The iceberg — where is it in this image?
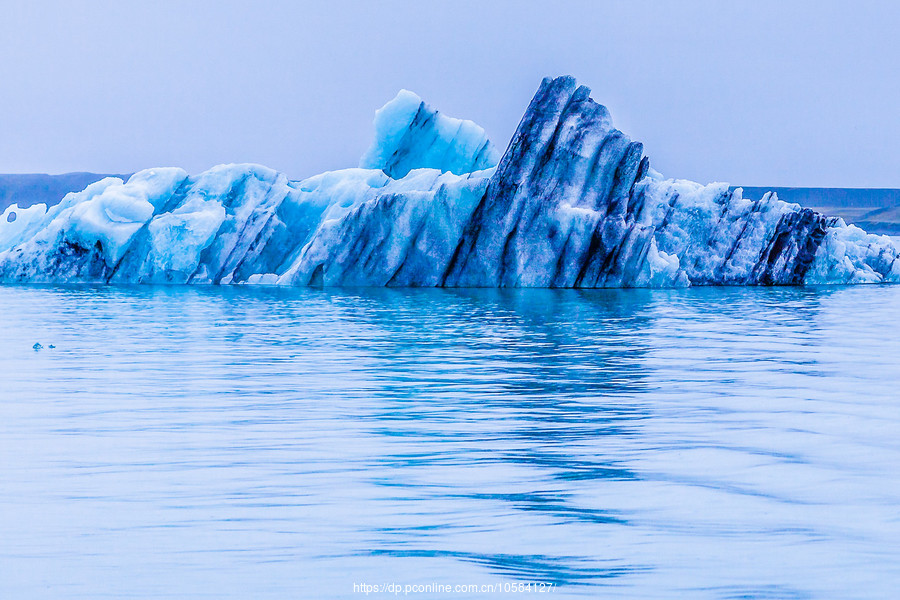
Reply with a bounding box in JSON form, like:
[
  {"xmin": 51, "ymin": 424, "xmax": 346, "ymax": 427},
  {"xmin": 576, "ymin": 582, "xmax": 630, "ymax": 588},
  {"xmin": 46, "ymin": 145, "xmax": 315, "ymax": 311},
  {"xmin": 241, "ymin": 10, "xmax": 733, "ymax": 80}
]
[{"xmin": 0, "ymin": 76, "xmax": 897, "ymax": 287}]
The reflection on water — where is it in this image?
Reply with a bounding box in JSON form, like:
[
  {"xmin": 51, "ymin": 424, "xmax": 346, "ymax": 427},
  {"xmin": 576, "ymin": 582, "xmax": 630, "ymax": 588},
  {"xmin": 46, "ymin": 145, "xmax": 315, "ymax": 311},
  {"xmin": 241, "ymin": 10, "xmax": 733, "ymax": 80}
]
[{"xmin": 1, "ymin": 285, "xmax": 899, "ymax": 599}]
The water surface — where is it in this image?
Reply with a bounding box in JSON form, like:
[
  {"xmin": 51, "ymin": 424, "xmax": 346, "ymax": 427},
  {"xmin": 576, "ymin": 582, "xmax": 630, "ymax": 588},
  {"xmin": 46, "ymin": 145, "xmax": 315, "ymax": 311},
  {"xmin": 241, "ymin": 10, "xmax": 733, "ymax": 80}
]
[{"xmin": 1, "ymin": 285, "xmax": 899, "ymax": 599}]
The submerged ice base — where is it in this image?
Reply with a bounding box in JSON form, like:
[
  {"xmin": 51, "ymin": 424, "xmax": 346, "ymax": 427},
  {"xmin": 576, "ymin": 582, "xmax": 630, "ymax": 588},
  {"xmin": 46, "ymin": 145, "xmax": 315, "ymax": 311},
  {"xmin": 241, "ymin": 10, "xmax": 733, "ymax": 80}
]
[{"xmin": 1, "ymin": 77, "xmax": 898, "ymax": 287}]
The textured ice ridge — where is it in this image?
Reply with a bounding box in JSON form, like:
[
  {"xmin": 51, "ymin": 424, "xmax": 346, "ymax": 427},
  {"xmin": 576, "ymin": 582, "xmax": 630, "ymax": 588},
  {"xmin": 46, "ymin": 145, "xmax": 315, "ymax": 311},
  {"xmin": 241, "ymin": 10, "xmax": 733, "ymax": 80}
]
[{"xmin": 1, "ymin": 76, "xmax": 897, "ymax": 287}]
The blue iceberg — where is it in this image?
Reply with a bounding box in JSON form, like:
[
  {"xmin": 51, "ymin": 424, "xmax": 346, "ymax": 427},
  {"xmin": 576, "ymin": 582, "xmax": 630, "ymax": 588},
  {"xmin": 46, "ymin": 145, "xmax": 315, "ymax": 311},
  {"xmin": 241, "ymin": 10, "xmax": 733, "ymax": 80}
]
[{"xmin": 0, "ymin": 76, "xmax": 897, "ymax": 287}]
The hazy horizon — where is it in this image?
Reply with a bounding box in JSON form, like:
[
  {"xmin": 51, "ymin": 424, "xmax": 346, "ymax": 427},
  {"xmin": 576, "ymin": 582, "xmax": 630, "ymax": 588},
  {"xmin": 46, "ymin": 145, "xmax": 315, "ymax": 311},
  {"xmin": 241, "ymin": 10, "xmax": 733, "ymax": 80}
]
[{"xmin": 2, "ymin": 0, "xmax": 898, "ymax": 187}]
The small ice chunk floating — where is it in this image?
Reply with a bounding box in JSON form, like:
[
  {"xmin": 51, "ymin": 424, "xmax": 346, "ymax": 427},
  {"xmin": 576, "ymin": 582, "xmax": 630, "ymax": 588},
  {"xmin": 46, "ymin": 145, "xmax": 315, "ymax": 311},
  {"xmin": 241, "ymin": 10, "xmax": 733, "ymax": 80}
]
[{"xmin": 1, "ymin": 77, "xmax": 897, "ymax": 287}]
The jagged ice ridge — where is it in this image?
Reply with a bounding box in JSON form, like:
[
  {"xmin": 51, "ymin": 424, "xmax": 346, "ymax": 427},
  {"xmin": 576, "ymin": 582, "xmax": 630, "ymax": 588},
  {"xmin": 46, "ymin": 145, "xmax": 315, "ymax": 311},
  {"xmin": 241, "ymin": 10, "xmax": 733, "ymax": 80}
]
[{"xmin": 1, "ymin": 77, "xmax": 898, "ymax": 287}]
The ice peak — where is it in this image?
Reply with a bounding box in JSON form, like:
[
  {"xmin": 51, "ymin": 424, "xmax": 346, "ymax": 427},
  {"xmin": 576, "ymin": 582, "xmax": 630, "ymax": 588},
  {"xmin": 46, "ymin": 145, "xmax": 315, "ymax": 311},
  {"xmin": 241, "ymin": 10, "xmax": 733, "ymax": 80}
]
[{"xmin": 359, "ymin": 89, "xmax": 500, "ymax": 179}]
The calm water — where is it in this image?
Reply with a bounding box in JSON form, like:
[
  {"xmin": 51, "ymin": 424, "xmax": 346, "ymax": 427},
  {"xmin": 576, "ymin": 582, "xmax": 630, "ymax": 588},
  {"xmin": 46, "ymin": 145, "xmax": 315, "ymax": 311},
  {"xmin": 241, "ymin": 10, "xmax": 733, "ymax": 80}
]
[{"xmin": 1, "ymin": 285, "xmax": 899, "ymax": 599}]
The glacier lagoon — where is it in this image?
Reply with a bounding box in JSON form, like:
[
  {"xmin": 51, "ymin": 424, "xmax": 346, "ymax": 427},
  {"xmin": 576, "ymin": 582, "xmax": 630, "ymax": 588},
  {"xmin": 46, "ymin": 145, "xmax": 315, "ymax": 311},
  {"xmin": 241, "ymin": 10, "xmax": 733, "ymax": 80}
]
[
  {"xmin": 2, "ymin": 283, "xmax": 900, "ymax": 599},
  {"xmin": 2, "ymin": 73, "xmax": 899, "ymax": 599}
]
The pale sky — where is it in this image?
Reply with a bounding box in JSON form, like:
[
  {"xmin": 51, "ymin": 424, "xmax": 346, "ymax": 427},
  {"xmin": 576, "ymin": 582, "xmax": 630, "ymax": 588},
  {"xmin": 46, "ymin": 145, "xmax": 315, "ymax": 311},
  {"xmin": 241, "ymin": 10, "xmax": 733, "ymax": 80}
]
[{"xmin": 1, "ymin": 0, "xmax": 898, "ymax": 187}]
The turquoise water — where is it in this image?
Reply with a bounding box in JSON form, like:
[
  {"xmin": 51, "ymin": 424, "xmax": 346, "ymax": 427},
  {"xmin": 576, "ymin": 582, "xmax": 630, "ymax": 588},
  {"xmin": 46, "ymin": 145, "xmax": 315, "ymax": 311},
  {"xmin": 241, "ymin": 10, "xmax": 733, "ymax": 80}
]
[{"xmin": 1, "ymin": 285, "xmax": 899, "ymax": 599}]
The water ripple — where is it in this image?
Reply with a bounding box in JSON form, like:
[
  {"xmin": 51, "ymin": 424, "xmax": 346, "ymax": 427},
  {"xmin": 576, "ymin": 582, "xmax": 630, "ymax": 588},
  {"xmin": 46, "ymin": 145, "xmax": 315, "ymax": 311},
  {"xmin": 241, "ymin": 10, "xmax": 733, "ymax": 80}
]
[{"xmin": 1, "ymin": 284, "xmax": 899, "ymax": 598}]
